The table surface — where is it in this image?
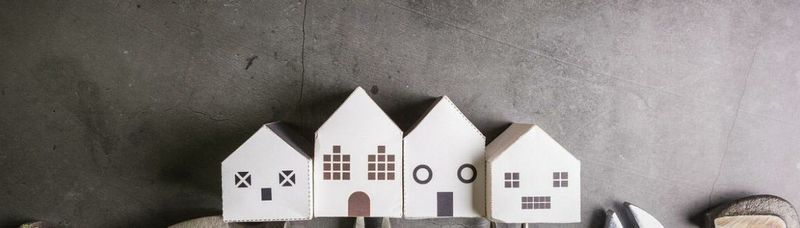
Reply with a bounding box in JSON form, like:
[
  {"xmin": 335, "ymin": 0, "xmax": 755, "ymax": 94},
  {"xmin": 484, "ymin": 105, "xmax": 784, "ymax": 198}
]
[{"xmin": 1, "ymin": 0, "xmax": 799, "ymax": 227}]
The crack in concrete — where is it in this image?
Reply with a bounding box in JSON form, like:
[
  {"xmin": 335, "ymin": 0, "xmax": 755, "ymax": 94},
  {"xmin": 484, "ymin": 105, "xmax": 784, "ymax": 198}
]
[
  {"xmin": 707, "ymin": 41, "xmax": 759, "ymax": 207},
  {"xmin": 296, "ymin": 0, "xmax": 309, "ymax": 115}
]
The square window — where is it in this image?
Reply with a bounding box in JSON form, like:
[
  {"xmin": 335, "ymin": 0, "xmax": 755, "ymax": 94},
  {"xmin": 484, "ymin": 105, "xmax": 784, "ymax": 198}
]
[
  {"xmin": 261, "ymin": 188, "xmax": 272, "ymax": 201},
  {"xmin": 505, "ymin": 182, "xmax": 512, "ymax": 188},
  {"xmin": 342, "ymin": 172, "xmax": 350, "ymax": 180},
  {"xmin": 505, "ymin": 173, "xmax": 511, "ymax": 179},
  {"xmin": 323, "ymin": 163, "xmax": 331, "ymax": 171},
  {"xmin": 235, "ymin": 172, "xmax": 251, "ymax": 188},
  {"xmin": 378, "ymin": 172, "xmax": 385, "ymax": 180},
  {"xmin": 368, "ymin": 163, "xmax": 375, "ymax": 171},
  {"xmin": 333, "ymin": 172, "xmax": 341, "ymax": 180},
  {"xmin": 323, "ymin": 155, "xmax": 331, "ymax": 161},
  {"xmin": 553, "ymin": 171, "xmax": 569, "ymax": 188},
  {"xmin": 333, "ymin": 163, "xmax": 341, "ymax": 170},
  {"xmin": 378, "ymin": 155, "xmax": 385, "ymax": 162},
  {"xmin": 343, "ymin": 155, "xmax": 350, "ymax": 161},
  {"xmin": 513, "ymin": 173, "xmax": 519, "ymax": 179},
  {"xmin": 323, "ymin": 172, "xmax": 331, "ymax": 180},
  {"xmin": 387, "ymin": 172, "xmax": 394, "ymax": 180},
  {"xmin": 378, "ymin": 145, "xmax": 385, "ymax": 153},
  {"xmin": 343, "ymin": 163, "xmax": 350, "ymax": 171},
  {"xmin": 333, "ymin": 155, "xmax": 340, "ymax": 162},
  {"xmin": 387, "ymin": 163, "xmax": 394, "ymax": 171},
  {"xmin": 333, "ymin": 145, "xmax": 341, "ymax": 153},
  {"xmin": 378, "ymin": 163, "xmax": 385, "ymax": 170},
  {"xmin": 512, "ymin": 182, "xmax": 519, "ymax": 188},
  {"xmin": 279, "ymin": 170, "xmax": 295, "ymax": 187},
  {"xmin": 368, "ymin": 155, "xmax": 375, "ymax": 162},
  {"xmin": 387, "ymin": 155, "xmax": 394, "ymax": 162}
]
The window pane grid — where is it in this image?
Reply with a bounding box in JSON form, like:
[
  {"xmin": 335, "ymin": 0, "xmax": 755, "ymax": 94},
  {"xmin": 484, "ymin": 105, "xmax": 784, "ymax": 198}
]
[
  {"xmin": 553, "ymin": 172, "xmax": 568, "ymax": 187},
  {"xmin": 522, "ymin": 196, "xmax": 551, "ymax": 210},
  {"xmin": 323, "ymin": 145, "xmax": 350, "ymax": 180},
  {"xmin": 368, "ymin": 145, "xmax": 395, "ymax": 180},
  {"xmin": 504, "ymin": 172, "xmax": 520, "ymax": 188}
]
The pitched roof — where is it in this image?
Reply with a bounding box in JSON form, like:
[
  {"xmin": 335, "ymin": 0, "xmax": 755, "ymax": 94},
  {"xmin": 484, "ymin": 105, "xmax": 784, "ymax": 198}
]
[
  {"xmin": 316, "ymin": 87, "xmax": 401, "ymax": 134},
  {"xmin": 486, "ymin": 123, "xmax": 533, "ymax": 161},
  {"xmin": 486, "ymin": 123, "xmax": 577, "ymax": 161},
  {"xmin": 266, "ymin": 122, "xmax": 313, "ymax": 158},
  {"xmin": 405, "ymin": 96, "xmax": 484, "ymax": 140}
]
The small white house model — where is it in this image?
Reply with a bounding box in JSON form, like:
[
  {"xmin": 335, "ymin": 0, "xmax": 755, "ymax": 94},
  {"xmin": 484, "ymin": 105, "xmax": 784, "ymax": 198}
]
[
  {"xmin": 403, "ymin": 96, "xmax": 486, "ymax": 218},
  {"xmin": 486, "ymin": 123, "xmax": 581, "ymax": 223},
  {"xmin": 314, "ymin": 87, "xmax": 403, "ymax": 217},
  {"xmin": 221, "ymin": 122, "xmax": 313, "ymax": 222}
]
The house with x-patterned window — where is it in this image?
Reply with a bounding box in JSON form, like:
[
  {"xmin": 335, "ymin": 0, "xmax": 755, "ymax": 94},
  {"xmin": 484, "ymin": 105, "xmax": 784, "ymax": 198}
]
[
  {"xmin": 486, "ymin": 123, "xmax": 581, "ymax": 223},
  {"xmin": 221, "ymin": 122, "xmax": 313, "ymax": 222}
]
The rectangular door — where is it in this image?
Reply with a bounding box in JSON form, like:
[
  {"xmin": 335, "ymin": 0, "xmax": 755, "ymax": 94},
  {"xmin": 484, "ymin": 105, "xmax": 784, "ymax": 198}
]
[{"xmin": 437, "ymin": 192, "xmax": 453, "ymax": 217}]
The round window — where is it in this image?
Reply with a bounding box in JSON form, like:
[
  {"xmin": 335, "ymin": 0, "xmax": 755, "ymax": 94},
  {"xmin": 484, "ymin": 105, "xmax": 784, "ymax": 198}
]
[
  {"xmin": 413, "ymin": 164, "xmax": 433, "ymax": 184},
  {"xmin": 457, "ymin": 163, "xmax": 477, "ymax": 183}
]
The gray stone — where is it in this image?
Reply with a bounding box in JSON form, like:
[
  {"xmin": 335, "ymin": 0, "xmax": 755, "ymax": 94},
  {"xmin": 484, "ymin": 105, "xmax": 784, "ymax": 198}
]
[{"xmin": 707, "ymin": 195, "xmax": 799, "ymax": 228}]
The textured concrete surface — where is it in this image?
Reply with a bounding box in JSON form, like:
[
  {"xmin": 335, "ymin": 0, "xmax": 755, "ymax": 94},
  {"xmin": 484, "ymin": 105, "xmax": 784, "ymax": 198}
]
[{"xmin": 1, "ymin": 0, "xmax": 799, "ymax": 227}]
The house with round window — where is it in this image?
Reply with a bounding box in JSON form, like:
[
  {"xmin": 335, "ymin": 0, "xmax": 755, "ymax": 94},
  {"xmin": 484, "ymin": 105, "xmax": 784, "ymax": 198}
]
[
  {"xmin": 486, "ymin": 123, "xmax": 581, "ymax": 223},
  {"xmin": 403, "ymin": 96, "xmax": 486, "ymax": 218},
  {"xmin": 221, "ymin": 122, "xmax": 312, "ymax": 222}
]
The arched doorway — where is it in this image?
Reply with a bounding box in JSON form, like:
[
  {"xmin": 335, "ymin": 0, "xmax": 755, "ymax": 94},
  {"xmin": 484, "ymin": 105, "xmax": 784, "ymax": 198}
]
[{"xmin": 348, "ymin": 191, "xmax": 370, "ymax": 216}]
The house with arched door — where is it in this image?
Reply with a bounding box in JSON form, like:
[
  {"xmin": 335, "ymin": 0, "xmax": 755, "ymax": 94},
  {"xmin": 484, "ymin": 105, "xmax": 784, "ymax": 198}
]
[
  {"xmin": 313, "ymin": 87, "xmax": 403, "ymax": 217},
  {"xmin": 403, "ymin": 96, "xmax": 486, "ymax": 218}
]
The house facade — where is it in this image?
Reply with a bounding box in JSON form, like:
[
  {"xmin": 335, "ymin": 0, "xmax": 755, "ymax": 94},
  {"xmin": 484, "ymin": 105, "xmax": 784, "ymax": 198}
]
[
  {"xmin": 221, "ymin": 122, "xmax": 313, "ymax": 222},
  {"xmin": 314, "ymin": 87, "xmax": 403, "ymax": 217},
  {"xmin": 403, "ymin": 96, "xmax": 486, "ymax": 218},
  {"xmin": 486, "ymin": 123, "xmax": 581, "ymax": 223}
]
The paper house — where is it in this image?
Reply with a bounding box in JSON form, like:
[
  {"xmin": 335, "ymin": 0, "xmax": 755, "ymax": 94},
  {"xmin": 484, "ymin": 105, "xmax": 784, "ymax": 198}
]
[
  {"xmin": 403, "ymin": 96, "xmax": 486, "ymax": 218},
  {"xmin": 314, "ymin": 87, "xmax": 403, "ymax": 217},
  {"xmin": 221, "ymin": 122, "xmax": 312, "ymax": 222},
  {"xmin": 486, "ymin": 123, "xmax": 581, "ymax": 223}
]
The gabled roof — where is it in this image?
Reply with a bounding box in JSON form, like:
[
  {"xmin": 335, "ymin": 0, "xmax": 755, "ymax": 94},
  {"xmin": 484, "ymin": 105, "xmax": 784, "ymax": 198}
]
[
  {"xmin": 266, "ymin": 122, "xmax": 312, "ymax": 158},
  {"xmin": 404, "ymin": 96, "xmax": 484, "ymax": 140},
  {"xmin": 316, "ymin": 87, "xmax": 401, "ymax": 134},
  {"xmin": 222, "ymin": 122, "xmax": 312, "ymax": 163},
  {"xmin": 486, "ymin": 123, "xmax": 533, "ymax": 161},
  {"xmin": 486, "ymin": 123, "xmax": 577, "ymax": 161}
]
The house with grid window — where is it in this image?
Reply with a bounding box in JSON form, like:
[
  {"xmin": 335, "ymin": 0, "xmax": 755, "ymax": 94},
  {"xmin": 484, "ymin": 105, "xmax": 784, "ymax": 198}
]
[
  {"xmin": 403, "ymin": 96, "xmax": 486, "ymax": 218},
  {"xmin": 221, "ymin": 122, "xmax": 312, "ymax": 222},
  {"xmin": 314, "ymin": 87, "xmax": 403, "ymax": 217},
  {"xmin": 486, "ymin": 123, "xmax": 581, "ymax": 223}
]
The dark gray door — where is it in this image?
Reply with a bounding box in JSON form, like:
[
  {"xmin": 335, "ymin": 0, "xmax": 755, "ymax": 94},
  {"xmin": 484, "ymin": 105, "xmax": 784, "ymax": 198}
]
[{"xmin": 437, "ymin": 192, "xmax": 453, "ymax": 217}]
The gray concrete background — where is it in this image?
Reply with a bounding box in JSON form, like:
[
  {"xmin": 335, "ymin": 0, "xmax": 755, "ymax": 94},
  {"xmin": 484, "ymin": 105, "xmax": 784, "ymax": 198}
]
[{"xmin": 1, "ymin": 0, "xmax": 798, "ymax": 227}]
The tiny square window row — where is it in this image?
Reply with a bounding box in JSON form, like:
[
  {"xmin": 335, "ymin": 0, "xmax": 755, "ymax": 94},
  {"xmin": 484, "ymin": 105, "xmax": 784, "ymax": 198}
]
[{"xmin": 521, "ymin": 196, "xmax": 551, "ymax": 209}]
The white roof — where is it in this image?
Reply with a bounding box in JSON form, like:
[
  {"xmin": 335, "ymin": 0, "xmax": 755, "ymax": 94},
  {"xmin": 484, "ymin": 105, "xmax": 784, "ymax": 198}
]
[
  {"xmin": 222, "ymin": 122, "xmax": 312, "ymax": 163},
  {"xmin": 316, "ymin": 87, "xmax": 401, "ymax": 135},
  {"xmin": 486, "ymin": 123, "xmax": 577, "ymax": 162},
  {"xmin": 405, "ymin": 96, "xmax": 484, "ymax": 140}
]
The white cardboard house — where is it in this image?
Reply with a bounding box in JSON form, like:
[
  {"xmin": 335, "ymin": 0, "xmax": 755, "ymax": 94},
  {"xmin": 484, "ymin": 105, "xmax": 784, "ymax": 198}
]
[
  {"xmin": 403, "ymin": 96, "xmax": 486, "ymax": 218},
  {"xmin": 313, "ymin": 87, "xmax": 403, "ymax": 217},
  {"xmin": 486, "ymin": 123, "xmax": 581, "ymax": 223},
  {"xmin": 221, "ymin": 122, "xmax": 313, "ymax": 222}
]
